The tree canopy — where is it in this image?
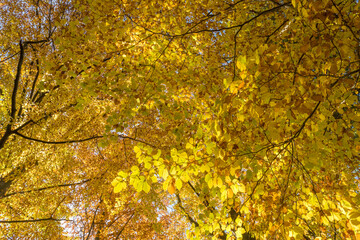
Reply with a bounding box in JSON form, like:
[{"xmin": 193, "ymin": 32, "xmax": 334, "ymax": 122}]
[{"xmin": 0, "ymin": 0, "xmax": 360, "ymax": 239}]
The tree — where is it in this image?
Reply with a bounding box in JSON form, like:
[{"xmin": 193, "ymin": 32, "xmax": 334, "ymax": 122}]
[{"xmin": 0, "ymin": 0, "xmax": 359, "ymax": 239}]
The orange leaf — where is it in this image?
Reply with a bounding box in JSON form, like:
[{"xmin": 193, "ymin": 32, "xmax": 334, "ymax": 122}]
[{"xmin": 168, "ymin": 182, "xmax": 176, "ymax": 194}]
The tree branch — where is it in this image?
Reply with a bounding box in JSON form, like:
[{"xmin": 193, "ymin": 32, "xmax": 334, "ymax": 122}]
[
  {"xmin": 114, "ymin": 212, "xmax": 134, "ymax": 240},
  {"xmin": 291, "ymin": 101, "xmax": 321, "ymax": 140},
  {"xmin": 13, "ymin": 130, "xmax": 156, "ymax": 148},
  {"xmin": 0, "ymin": 164, "xmax": 26, "ymax": 198},
  {"xmin": 29, "ymin": 59, "xmax": 40, "ymax": 100},
  {"xmin": 176, "ymin": 194, "xmax": 199, "ymax": 227},
  {"xmin": 173, "ymin": 2, "xmax": 291, "ymax": 37},
  {"xmin": 11, "ymin": 40, "xmax": 25, "ymax": 122},
  {"xmin": 330, "ymin": 68, "xmax": 360, "ymax": 88},
  {"xmin": 13, "ymin": 131, "xmax": 103, "ymax": 144},
  {"xmin": 0, "ymin": 40, "xmax": 25, "ymax": 150},
  {"xmin": 51, "ymin": 196, "xmax": 67, "ymax": 217},
  {"xmin": 2, "ymin": 179, "xmax": 92, "ymax": 198},
  {"xmin": 86, "ymin": 197, "xmax": 102, "ymax": 240},
  {"xmin": 0, "ymin": 218, "xmax": 72, "ymax": 224},
  {"xmin": 23, "ymin": 39, "xmax": 49, "ymax": 45}
]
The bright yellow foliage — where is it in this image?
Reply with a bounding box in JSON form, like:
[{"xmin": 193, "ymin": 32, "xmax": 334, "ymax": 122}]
[{"xmin": 0, "ymin": 0, "xmax": 360, "ymax": 239}]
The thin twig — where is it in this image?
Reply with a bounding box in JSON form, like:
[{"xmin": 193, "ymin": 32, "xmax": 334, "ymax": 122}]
[
  {"xmin": 3, "ymin": 179, "xmax": 92, "ymax": 198},
  {"xmin": 115, "ymin": 212, "xmax": 134, "ymax": 240},
  {"xmin": 13, "ymin": 131, "xmax": 103, "ymax": 144},
  {"xmin": 0, "ymin": 218, "xmax": 72, "ymax": 223}
]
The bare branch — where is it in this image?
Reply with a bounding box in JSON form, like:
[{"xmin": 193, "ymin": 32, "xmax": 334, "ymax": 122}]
[
  {"xmin": 176, "ymin": 194, "xmax": 199, "ymax": 227},
  {"xmin": 0, "ymin": 218, "xmax": 72, "ymax": 224},
  {"xmin": 85, "ymin": 197, "xmax": 102, "ymax": 240},
  {"xmin": 13, "ymin": 131, "xmax": 103, "ymax": 144},
  {"xmin": 23, "ymin": 39, "xmax": 48, "ymax": 45},
  {"xmin": 0, "ymin": 40, "xmax": 25, "ymax": 150},
  {"xmin": 115, "ymin": 212, "xmax": 135, "ymax": 240},
  {"xmin": 29, "ymin": 59, "xmax": 40, "ymax": 100},
  {"xmin": 3, "ymin": 179, "xmax": 92, "ymax": 198}
]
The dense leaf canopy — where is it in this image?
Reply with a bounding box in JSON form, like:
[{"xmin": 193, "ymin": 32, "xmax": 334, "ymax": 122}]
[{"xmin": 1, "ymin": 0, "xmax": 360, "ymax": 239}]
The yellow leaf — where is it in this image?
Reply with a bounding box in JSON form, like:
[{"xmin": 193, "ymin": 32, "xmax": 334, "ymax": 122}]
[
  {"xmin": 221, "ymin": 188, "xmax": 227, "ymax": 201},
  {"xmin": 235, "ymin": 228, "xmax": 246, "ymax": 238},
  {"xmin": 321, "ymin": 216, "xmax": 329, "ymax": 225},
  {"xmin": 216, "ymin": 177, "xmax": 223, "ymax": 187},
  {"xmin": 186, "ymin": 142, "xmax": 193, "ymax": 149},
  {"xmin": 144, "ymin": 161, "xmax": 151, "ymax": 169},
  {"xmin": 160, "ymin": 168, "xmax": 169, "ymax": 179},
  {"xmin": 200, "ymin": 164, "xmax": 210, "ymax": 173},
  {"xmin": 118, "ymin": 171, "xmax": 128, "ymax": 178},
  {"xmin": 180, "ymin": 172, "xmax": 190, "ymax": 182},
  {"xmin": 179, "ymin": 151, "xmax": 188, "ymax": 159},
  {"xmin": 175, "ymin": 178, "xmax": 183, "ymax": 190},
  {"xmin": 236, "ymin": 56, "xmax": 247, "ymax": 71},
  {"xmin": 151, "ymin": 175, "xmax": 158, "ymax": 183},
  {"xmin": 153, "ymin": 149, "xmax": 161, "ymax": 159},
  {"xmin": 208, "ymin": 178, "xmax": 214, "ymax": 189},
  {"xmin": 301, "ymin": 8, "xmax": 309, "ymax": 18},
  {"xmin": 224, "ymin": 78, "xmax": 231, "ymax": 88},
  {"xmin": 111, "ymin": 178, "xmax": 119, "ymax": 187},
  {"xmin": 239, "ymin": 183, "xmax": 246, "ymax": 193},
  {"xmin": 255, "ymin": 50, "xmax": 260, "ymax": 64},
  {"xmin": 219, "ymin": 149, "xmax": 225, "ymax": 159},
  {"xmin": 131, "ymin": 166, "xmax": 139, "ymax": 173},
  {"xmin": 231, "ymin": 184, "xmax": 239, "ymax": 194},
  {"xmin": 230, "ymin": 166, "xmax": 239, "ymax": 176},
  {"xmin": 143, "ymin": 181, "xmax": 151, "ymax": 193},
  {"xmin": 114, "ymin": 183, "xmax": 123, "ymax": 193},
  {"xmin": 214, "ymin": 122, "xmax": 221, "ymax": 137},
  {"xmin": 134, "ymin": 146, "xmax": 141, "ymax": 154}
]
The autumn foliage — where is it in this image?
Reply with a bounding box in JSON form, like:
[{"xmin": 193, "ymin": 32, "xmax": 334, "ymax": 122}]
[{"xmin": 1, "ymin": 0, "xmax": 360, "ymax": 239}]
